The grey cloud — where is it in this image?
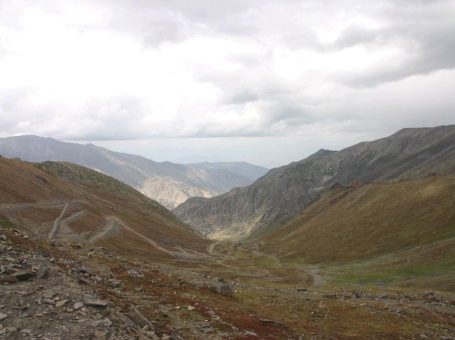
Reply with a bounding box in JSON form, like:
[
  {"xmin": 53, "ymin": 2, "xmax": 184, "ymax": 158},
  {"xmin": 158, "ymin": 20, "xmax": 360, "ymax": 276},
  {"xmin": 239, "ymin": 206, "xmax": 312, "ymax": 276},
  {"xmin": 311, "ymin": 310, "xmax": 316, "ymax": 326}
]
[
  {"xmin": 225, "ymin": 91, "xmax": 259, "ymax": 105},
  {"xmin": 331, "ymin": 25, "xmax": 380, "ymax": 49},
  {"xmin": 1, "ymin": 0, "xmax": 454, "ymax": 150},
  {"xmin": 334, "ymin": 1, "xmax": 455, "ymax": 86},
  {"xmin": 114, "ymin": 0, "xmax": 455, "ymax": 86}
]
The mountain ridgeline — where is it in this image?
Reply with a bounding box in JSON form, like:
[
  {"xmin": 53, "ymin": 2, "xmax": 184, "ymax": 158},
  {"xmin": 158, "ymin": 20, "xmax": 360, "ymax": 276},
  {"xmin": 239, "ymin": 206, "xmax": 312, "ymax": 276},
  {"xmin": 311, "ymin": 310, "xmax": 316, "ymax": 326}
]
[
  {"xmin": 174, "ymin": 125, "xmax": 455, "ymax": 239},
  {"xmin": 0, "ymin": 135, "xmax": 268, "ymax": 209},
  {"xmin": 1, "ymin": 126, "xmax": 454, "ymax": 338}
]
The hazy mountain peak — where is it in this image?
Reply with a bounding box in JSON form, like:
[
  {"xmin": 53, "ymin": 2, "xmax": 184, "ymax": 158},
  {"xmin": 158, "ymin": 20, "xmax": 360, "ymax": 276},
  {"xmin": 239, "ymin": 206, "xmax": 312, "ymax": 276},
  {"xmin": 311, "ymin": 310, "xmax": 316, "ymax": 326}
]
[{"xmin": 0, "ymin": 135, "xmax": 267, "ymax": 209}]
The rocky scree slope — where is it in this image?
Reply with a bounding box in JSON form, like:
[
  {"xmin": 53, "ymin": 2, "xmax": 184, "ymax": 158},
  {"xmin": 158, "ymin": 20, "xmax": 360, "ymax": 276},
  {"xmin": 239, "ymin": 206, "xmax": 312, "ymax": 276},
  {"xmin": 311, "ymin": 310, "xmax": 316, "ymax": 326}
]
[
  {"xmin": 0, "ymin": 135, "xmax": 267, "ymax": 209},
  {"xmin": 174, "ymin": 125, "xmax": 455, "ymax": 238}
]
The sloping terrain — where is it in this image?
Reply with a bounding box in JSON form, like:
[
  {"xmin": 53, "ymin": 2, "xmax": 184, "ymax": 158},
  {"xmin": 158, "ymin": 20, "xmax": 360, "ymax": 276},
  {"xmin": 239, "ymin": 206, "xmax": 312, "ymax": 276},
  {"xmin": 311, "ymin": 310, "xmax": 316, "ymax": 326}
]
[
  {"xmin": 187, "ymin": 162, "xmax": 268, "ymax": 182},
  {"xmin": 0, "ymin": 157, "xmax": 454, "ymax": 338},
  {"xmin": 0, "ymin": 156, "xmax": 210, "ymax": 260},
  {"xmin": 0, "ymin": 135, "xmax": 267, "ymax": 209},
  {"xmin": 175, "ymin": 125, "xmax": 455, "ymax": 238},
  {"xmin": 260, "ymin": 174, "xmax": 455, "ymax": 291},
  {"xmin": 3, "ymin": 222, "xmax": 455, "ymax": 339}
]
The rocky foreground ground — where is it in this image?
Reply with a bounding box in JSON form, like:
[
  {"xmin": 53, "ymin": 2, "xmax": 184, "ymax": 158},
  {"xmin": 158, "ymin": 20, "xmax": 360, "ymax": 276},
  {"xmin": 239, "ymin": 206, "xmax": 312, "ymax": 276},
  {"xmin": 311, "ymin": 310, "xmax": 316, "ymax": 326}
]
[{"xmin": 1, "ymin": 225, "xmax": 454, "ymax": 339}]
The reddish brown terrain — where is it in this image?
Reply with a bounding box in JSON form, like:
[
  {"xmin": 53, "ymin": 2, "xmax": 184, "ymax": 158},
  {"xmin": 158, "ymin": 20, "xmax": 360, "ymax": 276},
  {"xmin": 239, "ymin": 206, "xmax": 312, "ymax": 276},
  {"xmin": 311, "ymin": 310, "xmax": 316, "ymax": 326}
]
[{"xmin": 0, "ymin": 156, "xmax": 454, "ymax": 339}]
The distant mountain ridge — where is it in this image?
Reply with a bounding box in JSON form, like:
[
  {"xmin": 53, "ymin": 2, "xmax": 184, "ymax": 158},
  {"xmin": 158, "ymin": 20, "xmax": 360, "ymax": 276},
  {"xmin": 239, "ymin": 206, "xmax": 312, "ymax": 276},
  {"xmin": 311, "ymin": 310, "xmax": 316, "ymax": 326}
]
[
  {"xmin": 0, "ymin": 135, "xmax": 268, "ymax": 209},
  {"xmin": 174, "ymin": 125, "xmax": 455, "ymax": 239}
]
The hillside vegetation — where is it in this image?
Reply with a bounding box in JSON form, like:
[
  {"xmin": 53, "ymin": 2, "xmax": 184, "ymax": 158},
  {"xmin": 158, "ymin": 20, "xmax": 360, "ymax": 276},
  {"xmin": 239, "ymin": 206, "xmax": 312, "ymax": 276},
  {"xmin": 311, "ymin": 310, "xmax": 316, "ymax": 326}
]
[
  {"xmin": 0, "ymin": 157, "xmax": 210, "ymax": 260},
  {"xmin": 260, "ymin": 175, "xmax": 455, "ymax": 290}
]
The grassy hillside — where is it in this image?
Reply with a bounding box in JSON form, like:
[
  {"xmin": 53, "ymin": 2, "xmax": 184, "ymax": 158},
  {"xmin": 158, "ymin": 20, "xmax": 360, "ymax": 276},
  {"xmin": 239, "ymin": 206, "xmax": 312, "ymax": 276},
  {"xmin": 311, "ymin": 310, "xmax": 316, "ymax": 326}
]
[
  {"xmin": 0, "ymin": 157, "xmax": 210, "ymax": 260},
  {"xmin": 260, "ymin": 174, "xmax": 455, "ymax": 290}
]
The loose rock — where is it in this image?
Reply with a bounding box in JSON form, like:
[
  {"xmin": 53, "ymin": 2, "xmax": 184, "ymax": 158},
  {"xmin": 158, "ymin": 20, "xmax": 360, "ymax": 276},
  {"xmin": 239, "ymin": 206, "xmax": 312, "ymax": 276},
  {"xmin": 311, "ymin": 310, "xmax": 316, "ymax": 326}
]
[
  {"xmin": 12, "ymin": 270, "xmax": 35, "ymax": 281},
  {"xmin": 85, "ymin": 299, "xmax": 109, "ymax": 308}
]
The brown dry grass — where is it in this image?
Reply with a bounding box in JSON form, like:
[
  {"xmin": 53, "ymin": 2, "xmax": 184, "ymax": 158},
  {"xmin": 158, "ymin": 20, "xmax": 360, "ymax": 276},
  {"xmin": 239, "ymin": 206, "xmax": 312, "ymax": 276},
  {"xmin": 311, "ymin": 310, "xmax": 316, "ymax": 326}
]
[
  {"xmin": 260, "ymin": 174, "xmax": 455, "ymax": 290},
  {"xmin": 0, "ymin": 157, "xmax": 211, "ymax": 258}
]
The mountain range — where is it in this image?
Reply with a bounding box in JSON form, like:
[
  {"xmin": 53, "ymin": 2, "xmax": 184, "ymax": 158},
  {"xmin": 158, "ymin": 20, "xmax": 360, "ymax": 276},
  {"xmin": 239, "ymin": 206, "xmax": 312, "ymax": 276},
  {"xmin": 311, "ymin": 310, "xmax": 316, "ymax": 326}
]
[
  {"xmin": 174, "ymin": 125, "xmax": 455, "ymax": 238},
  {"xmin": 0, "ymin": 125, "xmax": 454, "ymax": 338},
  {"xmin": 0, "ymin": 135, "xmax": 268, "ymax": 209}
]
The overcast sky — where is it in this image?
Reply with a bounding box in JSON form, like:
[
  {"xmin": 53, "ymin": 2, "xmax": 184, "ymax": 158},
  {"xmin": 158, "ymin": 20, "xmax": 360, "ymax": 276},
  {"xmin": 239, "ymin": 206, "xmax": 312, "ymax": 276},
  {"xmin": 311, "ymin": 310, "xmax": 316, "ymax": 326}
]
[{"xmin": 0, "ymin": 0, "xmax": 454, "ymax": 167}]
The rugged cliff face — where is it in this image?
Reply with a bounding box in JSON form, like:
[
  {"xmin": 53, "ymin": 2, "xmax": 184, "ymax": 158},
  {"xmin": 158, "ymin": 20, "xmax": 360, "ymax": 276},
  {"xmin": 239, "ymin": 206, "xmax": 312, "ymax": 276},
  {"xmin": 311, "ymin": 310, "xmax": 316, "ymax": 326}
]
[{"xmin": 174, "ymin": 125, "xmax": 455, "ymax": 239}]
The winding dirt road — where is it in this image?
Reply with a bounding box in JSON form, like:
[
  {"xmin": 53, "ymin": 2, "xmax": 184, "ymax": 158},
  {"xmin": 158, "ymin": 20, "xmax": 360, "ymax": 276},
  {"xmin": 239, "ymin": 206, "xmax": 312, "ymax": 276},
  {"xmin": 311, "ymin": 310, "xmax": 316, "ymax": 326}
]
[{"xmin": 48, "ymin": 203, "xmax": 68, "ymax": 240}]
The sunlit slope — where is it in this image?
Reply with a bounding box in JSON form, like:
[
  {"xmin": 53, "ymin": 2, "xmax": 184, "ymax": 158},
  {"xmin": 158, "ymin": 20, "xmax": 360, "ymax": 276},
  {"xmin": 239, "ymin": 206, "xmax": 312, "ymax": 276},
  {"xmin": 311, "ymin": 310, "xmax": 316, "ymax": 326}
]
[
  {"xmin": 0, "ymin": 157, "xmax": 210, "ymax": 259},
  {"xmin": 260, "ymin": 175, "xmax": 455, "ymax": 290}
]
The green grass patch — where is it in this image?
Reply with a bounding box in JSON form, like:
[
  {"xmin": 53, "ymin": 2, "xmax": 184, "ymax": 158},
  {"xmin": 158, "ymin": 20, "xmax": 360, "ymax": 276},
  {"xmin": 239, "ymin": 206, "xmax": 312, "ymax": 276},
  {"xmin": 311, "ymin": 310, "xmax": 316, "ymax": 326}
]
[{"xmin": 0, "ymin": 220, "xmax": 14, "ymax": 228}]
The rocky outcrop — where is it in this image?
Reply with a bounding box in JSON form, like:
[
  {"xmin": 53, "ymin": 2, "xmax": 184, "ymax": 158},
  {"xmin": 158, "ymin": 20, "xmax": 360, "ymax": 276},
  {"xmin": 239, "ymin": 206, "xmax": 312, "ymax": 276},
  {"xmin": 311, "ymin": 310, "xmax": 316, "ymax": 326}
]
[{"xmin": 174, "ymin": 125, "xmax": 455, "ymax": 239}]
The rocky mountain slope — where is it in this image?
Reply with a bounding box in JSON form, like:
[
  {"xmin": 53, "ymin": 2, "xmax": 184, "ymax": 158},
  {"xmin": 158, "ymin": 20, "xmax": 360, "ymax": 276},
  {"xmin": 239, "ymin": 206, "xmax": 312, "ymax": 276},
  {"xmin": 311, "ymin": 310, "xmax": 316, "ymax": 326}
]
[
  {"xmin": 187, "ymin": 162, "xmax": 268, "ymax": 182},
  {"xmin": 3, "ymin": 212, "xmax": 454, "ymax": 339},
  {"xmin": 0, "ymin": 149, "xmax": 454, "ymax": 339},
  {"xmin": 0, "ymin": 135, "xmax": 267, "ymax": 209},
  {"xmin": 174, "ymin": 125, "xmax": 455, "ymax": 238}
]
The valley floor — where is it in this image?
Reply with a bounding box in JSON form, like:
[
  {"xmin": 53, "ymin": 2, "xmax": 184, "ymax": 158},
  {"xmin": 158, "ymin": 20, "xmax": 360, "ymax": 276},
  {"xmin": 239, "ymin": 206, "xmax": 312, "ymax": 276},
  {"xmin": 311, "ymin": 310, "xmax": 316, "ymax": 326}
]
[{"xmin": 1, "ymin": 223, "xmax": 454, "ymax": 339}]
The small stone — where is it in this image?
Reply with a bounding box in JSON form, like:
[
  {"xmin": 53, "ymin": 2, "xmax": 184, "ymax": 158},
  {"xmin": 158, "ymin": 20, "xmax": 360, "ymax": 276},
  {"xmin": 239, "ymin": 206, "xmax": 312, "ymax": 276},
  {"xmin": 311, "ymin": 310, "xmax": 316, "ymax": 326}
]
[
  {"xmin": 145, "ymin": 331, "xmax": 156, "ymax": 337},
  {"xmin": 77, "ymin": 266, "xmax": 92, "ymax": 274},
  {"xmin": 0, "ymin": 313, "xmax": 7, "ymax": 321},
  {"xmin": 77, "ymin": 277, "xmax": 90, "ymax": 285},
  {"xmin": 94, "ymin": 330, "xmax": 107, "ymax": 339},
  {"xmin": 259, "ymin": 318, "xmax": 288, "ymax": 328},
  {"xmin": 107, "ymin": 279, "xmax": 121, "ymax": 288},
  {"xmin": 73, "ymin": 302, "xmax": 84, "ymax": 310},
  {"xmin": 43, "ymin": 291, "xmax": 57, "ymax": 299},
  {"xmin": 0, "ymin": 235, "xmax": 6, "ymax": 242},
  {"xmin": 85, "ymin": 299, "xmax": 109, "ymax": 308},
  {"xmin": 127, "ymin": 269, "xmax": 143, "ymax": 278},
  {"xmin": 12, "ymin": 270, "xmax": 35, "ymax": 281},
  {"xmin": 244, "ymin": 330, "xmax": 258, "ymax": 337},
  {"xmin": 198, "ymin": 324, "xmax": 214, "ymax": 333},
  {"xmin": 211, "ymin": 281, "xmax": 234, "ymax": 297},
  {"xmin": 36, "ymin": 264, "xmax": 50, "ymax": 279},
  {"xmin": 92, "ymin": 318, "xmax": 112, "ymax": 328},
  {"xmin": 187, "ymin": 306, "xmax": 195, "ymax": 311},
  {"xmin": 55, "ymin": 300, "xmax": 67, "ymax": 308},
  {"xmin": 42, "ymin": 298, "xmax": 55, "ymax": 305},
  {"xmin": 423, "ymin": 291, "xmax": 440, "ymax": 303}
]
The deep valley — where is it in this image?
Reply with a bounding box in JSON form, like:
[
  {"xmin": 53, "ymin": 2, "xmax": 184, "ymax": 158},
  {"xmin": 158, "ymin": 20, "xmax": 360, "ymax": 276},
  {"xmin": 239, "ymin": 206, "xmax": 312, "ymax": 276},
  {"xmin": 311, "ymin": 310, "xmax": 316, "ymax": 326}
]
[{"xmin": 0, "ymin": 126, "xmax": 454, "ymax": 339}]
